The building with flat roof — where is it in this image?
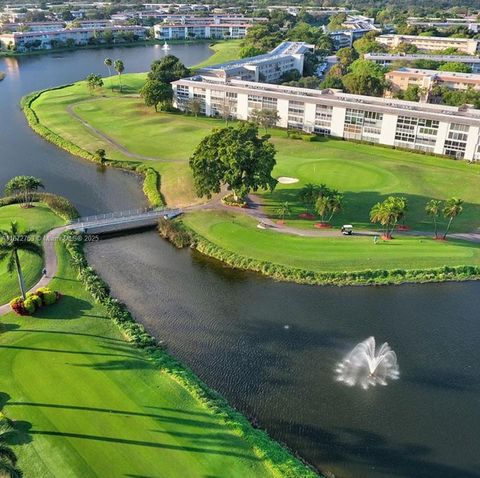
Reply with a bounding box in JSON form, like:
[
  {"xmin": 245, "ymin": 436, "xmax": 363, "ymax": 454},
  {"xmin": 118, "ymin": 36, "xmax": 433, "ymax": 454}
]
[
  {"xmin": 386, "ymin": 67, "xmax": 480, "ymax": 94},
  {"xmin": 172, "ymin": 74, "xmax": 480, "ymax": 160},
  {"xmin": 406, "ymin": 17, "xmax": 480, "ymax": 33},
  {"xmin": 196, "ymin": 41, "xmax": 314, "ymax": 83},
  {"xmin": 376, "ymin": 34, "xmax": 480, "ymax": 54},
  {"xmin": 364, "ymin": 53, "xmax": 480, "ymax": 73},
  {"xmin": 0, "ymin": 25, "xmax": 146, "ymax": 51},
  {"xmin": 154, "ymin": 22, "xmax": 250, "ymax": 40}
]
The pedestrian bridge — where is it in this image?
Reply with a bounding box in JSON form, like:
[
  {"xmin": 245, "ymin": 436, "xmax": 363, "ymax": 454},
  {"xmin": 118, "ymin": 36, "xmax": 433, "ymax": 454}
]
[{"xmin": 68, "ymin": 207, "xmax": 182, "ymax": 234}]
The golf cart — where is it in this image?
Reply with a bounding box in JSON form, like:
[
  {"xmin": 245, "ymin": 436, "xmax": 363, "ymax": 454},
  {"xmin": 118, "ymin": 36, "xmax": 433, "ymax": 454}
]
[{"xmin": 341, "ymin": 225, "xmax": 353, "ymax": 235}]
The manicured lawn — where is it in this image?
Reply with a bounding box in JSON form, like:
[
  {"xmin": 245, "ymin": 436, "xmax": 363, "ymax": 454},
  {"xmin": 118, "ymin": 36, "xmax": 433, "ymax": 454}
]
[
  {"xmin": 0, "ymin": 243, "xmax": 279, "ymax": 477},
  {"xmin": 32, "ymin": 84, "xmax": 480, "ymax": 231},
  {"xmin": 194, "ymin": 40, "xmax": 243, "ymax": 68},
  {"xmin": 0, "ymin": 203, "xmax": 63, "ymax": 304},
  {"xmin": 183, "ymin": 210, "xmax": 480, "ymax": 272}
]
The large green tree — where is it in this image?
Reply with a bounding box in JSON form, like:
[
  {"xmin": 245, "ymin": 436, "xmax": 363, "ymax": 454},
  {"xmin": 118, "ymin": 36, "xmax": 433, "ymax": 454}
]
[
  {"xmin": 140, "ymin": 79, "xmax": 173, "ymax": 112},
  {"xmin": 370, "ymin": 196, "xmax": 408, "ymax": 238},
  {"xmin": 147, "ymin": 55, "xmax": 190, "ymax": 83},
  {"xmin": 4, "ymin": 176, "xmax": 44, "ymax": 208},
  {"xmin": 0, "ymin": 221, "xmax": 43, "ymax": 299},
  {"xmin": 189, "ymin": 123, "xmax": 277, "ymax": 201}
]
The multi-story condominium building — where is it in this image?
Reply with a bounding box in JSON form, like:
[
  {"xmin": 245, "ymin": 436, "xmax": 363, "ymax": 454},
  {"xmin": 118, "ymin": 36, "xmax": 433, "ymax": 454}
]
[
  {"xmin": 386, "ymin": 67, "xmax": 480, "ymax": 93},
  {"xmin": 172, "ymin": 75, "xmax": 480, "ymax": 160},
  {"xmin": 406, "ymin": 17, "xmax": 480, "ymax": 33},
  {"xmin": 365, "ymin": 53, "xmax": 480, "ymax": 73},
  {"xmin": 0, "ymin": 25, "xmax": 146, "ymax": 51},
  {"xmin": 195, "ymin": 42, "xmax": 314, "ymax": 83},
  {"xmin": 154, "ymin": 22, "xmax": 250, "ymax": 40},
  {"xmin": 0, "ymin": 21, "xmax": 65, "ymax": 32},
  {"xmin": 329, "ymin": 28, "xmax": 373, "ymax": 49},
  {"xmin": 66, "ymin": 19, "xmax": 116, "ymax": 29},
  {"xmin": 376, "ymin": 34, "xmax": 480, "ymax": 54}
]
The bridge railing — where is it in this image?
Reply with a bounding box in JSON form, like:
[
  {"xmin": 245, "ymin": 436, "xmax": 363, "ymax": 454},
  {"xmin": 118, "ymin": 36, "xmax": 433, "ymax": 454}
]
[{"xmin": 69, "ymin": 207, "xmax": 165, "ymax": 225}]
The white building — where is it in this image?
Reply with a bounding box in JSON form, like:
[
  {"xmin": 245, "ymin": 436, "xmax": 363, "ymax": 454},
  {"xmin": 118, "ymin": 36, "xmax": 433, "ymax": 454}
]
[
  {"xmin": 0, "ymin": 25, "xmax": 147, "ymax": 51},
  {"xmin": 365, "ymin": 53, "xmax": 480, "ymax": 73},
  {"xmin": 376, "ymin": 34, "xmax": 480, "ymax": 54},
  {"xmin": 407, "ymin": 17, "xmax": 480, "ymax": 33},
  {"xmin": 154, "ymin": 22, "xmax": 250, "ymax": 40},
  {"xmin": 172, "ymin": 75, "xmax": 480, "ymax": 160},
  {"xmin": 196, "ymin": 42, "xmax": 314, "ymax": 83}
]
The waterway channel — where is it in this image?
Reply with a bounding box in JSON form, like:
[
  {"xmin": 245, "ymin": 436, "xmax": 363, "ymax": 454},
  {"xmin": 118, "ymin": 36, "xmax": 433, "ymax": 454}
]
[{"xmin": 1, "ymin": 44, "xmax": 479, "ymax": 478}]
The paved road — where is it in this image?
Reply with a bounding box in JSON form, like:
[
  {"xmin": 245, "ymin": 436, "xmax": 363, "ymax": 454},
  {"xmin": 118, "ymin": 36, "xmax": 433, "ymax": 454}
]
[{"xmin": 0, "ymin": 226, "xmax": 66, "ymax": 316}]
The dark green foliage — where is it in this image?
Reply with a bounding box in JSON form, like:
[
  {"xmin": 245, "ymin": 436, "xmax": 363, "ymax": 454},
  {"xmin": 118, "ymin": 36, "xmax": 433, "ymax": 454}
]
[
  {"xmin": 140, "ymin": 79, "xmax": 173, "ymax": 112},
  {"xmin": 157, "ymin": 218, "xmax": 193, "ymax": 248},
  {"xmin": 147, "ymin": 55, "xmax": 189, "ymax": 83},
  {"xmin": 189, "ymin": 123, "xmax": 277, "ymax": 200}
]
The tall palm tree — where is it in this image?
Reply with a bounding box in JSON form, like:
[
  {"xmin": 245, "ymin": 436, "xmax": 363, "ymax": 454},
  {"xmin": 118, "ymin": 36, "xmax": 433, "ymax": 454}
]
[
  {"xmin": 0, "ymin": 221, "xmax": 43, "ymax": 300},
  {"xmin": 443, "ymin": 197, "xmax": 463, "ymax": 239},
  {"xmin": 114, "ymin": 59, "xmax": 124, "ymax": 93},
  {"xmin": 0, "ymin": 422, "xmax": 22, "ymax": 478},
  {"xmin": 104, "ymin": 57, "xmax": 112, "ymax": 77},
  {"xmin": 275, "ymin": 201, "xmax": 291, "ymax": 221},
  {"xmin": 425, "ymin": 199, "xmax": 442, "ymax": 238},
  {"xmin": 327, "ymin": 192, "xmax": 343, "ymax": 222}
]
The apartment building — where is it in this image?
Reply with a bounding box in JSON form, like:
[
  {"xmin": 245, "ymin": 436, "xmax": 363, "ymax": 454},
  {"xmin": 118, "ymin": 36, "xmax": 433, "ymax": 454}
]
[
  {"xmin": 387, "ymin": 67, "xmax": 480, "ymax": 93},
  {"xmin": 0, "ymin": 21, "xmax": 65, "ymax": 32},
  {"xmin": 365, "ymin": 53, "xmax": 480, "ymax": 73},
  {"xmin": 376, "ymin": 34, "xmax": 480, "ymax": 54},
  {"xmin": 196, "ymin": 42, "xmax": 314, "ymax": 83},
  {"xmin": 154, "ymin": 22, "xmax": 250, "ymax": 39},
  {"xmin": 0, "ymin": 25, "xmax": 146, "ymax": 51},
  {"xmin": 406, "ymin": 17, "xmax": 480, "ymax": 33},
  {"xmin": 172, "ymin": 75, "xmax": 480, "ymax": 160}
]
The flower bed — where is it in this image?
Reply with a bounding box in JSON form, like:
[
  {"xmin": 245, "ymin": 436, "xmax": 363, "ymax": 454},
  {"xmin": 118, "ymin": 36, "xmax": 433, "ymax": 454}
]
[
  {"xmin": 314, "ymin": 222, "xmax": 333, "ymax": 229},
  {"xmin": 221, "ymin": 194, "xmax": 247, "ymax": 208},
  {"xmin": 299, "ymin": 213, "xmax": 316, "ymax": 220},
  {"xmin": 10, "ymin": 287, "xmax": 61, "ymax": 315}
]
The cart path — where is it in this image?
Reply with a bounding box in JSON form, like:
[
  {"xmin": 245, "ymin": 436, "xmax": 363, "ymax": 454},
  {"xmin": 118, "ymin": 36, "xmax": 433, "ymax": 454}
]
[
  {"xmin": 66, "ymin": 98, "xmax": 184, "ymax": 163},
  {"xmin": 0, "ymin": 226, "xmax": 66, "ymax": 316}
]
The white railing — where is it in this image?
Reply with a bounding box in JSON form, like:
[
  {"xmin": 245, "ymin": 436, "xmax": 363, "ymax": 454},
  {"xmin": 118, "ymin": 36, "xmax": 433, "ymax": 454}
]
[{"xmin": 70, "ymin": 207, "xmax": 162, "ymax": 224}]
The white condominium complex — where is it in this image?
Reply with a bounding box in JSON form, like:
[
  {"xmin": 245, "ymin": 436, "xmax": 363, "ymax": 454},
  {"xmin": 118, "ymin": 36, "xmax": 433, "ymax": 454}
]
[
  {"xmin": 365, "ymin": 53, "xmax": 480, "ymax": 73},
  {"xmin": 172, "ymin": 75, "xmax": 480, "ymax": 160},
  {"xmin": 376, "ymin": 34, "xmax": 480, "ymax": 54},
  {"xmin": 196, "ymin": 42, "xmax": 314, "ymax": 83}
]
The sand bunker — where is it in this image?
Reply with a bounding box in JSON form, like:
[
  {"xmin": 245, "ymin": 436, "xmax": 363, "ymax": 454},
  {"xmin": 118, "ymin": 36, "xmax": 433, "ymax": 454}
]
[{"xmin": 277, "ymin": 176, "xmax": 299, "ymax": 184}]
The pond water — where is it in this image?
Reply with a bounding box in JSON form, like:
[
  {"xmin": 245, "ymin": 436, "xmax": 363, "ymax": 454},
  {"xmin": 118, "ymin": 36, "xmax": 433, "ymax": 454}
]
[{"xmin": 2, "ymin": 44, "xmax": 480, "ymax": 478}]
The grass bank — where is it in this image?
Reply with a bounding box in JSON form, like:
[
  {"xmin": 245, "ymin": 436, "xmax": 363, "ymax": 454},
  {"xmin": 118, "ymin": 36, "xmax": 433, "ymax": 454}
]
[
  {"xmin": 182, "ymin": 210, "xmax": 480, "ymax": 285},
  {"xmin": 0, "ymin": 236, "xmax": 318, "ymax": 477},
  {"xmin": 0, "ymin": 203, "xmax": 64, "ymax": 304}
]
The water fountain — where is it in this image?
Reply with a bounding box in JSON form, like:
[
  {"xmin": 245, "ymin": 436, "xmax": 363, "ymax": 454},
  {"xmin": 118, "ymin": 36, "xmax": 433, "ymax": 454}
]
[{"xmin": 335, "ymin": 337, "xmax": 399, "ymax": 389}]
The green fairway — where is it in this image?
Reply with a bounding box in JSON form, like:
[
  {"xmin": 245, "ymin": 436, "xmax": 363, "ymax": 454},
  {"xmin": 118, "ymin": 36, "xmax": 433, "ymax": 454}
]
[
  {"xmin": 194, "ymin": 40, "xmax": 243, "ymax": 68},
  {"xmin": 31, "ymin": 82, "xmax": 480, "ymax": 231},
  {"xmin": 0, "ymin": 243, "xmax": 284, "ymax": 477},
  {"xmin": 0, "ymin": 203, "xmax": 63, "ymax": 304},
  {"xmin": 184, "ymin": 210, "xmax": 480, "ymax": 272}
]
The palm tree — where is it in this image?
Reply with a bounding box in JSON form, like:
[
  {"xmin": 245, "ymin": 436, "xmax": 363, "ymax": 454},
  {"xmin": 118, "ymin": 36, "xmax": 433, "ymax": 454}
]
[
  {"xmin": 299, "ymin": 183, "xmax": 321, "ymax": 213},
  {"xmin": 442, "ymin": 197, "xmax": 463, "ymax": 239},
  {"xmin": 0, "ymin": 222, "xmax": 43, "ymax": 300},
  {"xmin": 0, "ymin": 422, "xmax": 22, "ymax": 478},
  {"xmin": 370, "ymin": 196, "xmax": 407, "ymax": 238},
  {"xmin": 425, "ymin": 199, "xmax": 442, "ymax": 238},
  {"xmin": 327, "ymin": 192, "xmax": 343, "ymax": 222},
  {"xmin": 275, "ymin": 201, "xmax": 291, "ymax": 222},
  {"xmin": 114, "ymin": 59, "xmax": 124, "ymax": 93},
  {"xmin": 104, "ymin": 57, "xmax": 112, "ymax": 77},
  {"xmin": 4, "ymin": 176, "xmax": 44, "ymax": 208}
]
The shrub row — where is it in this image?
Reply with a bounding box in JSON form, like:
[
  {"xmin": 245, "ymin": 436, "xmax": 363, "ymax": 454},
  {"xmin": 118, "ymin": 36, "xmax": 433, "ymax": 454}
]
[
  {"xmin": 137, "ymin": 166, "xmax": 164, "ymax": 208},
  {"xmin": 0, "ymin": 192, "xmax": 79, "ymax": 221},
  {"xmin": 157, "ymin": 218, "xmax": 193, "ymax": 248},
  {"xmin": 61, "ymin": 230, "xmax": 319, "ymax": 478},
  {"xmin": 190, "ymin": 232, "xmax": 480, "ymax": 287},
  {"xmin": 10, "ymin": 287, "xmax": 61, "ymax": 315}
]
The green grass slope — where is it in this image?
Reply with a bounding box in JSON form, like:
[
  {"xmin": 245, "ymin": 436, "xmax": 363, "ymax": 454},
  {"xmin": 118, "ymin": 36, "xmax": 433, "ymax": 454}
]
[{"xmin": 0, "ymin": 243, "xmax": 285, "ymax": 478}]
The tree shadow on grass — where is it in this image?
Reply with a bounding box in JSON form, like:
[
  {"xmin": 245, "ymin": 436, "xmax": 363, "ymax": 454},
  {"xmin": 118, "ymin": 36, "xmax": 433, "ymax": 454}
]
[
  {"xmin": 34, "ymin": 295, "xmax": 96, "ymax": 320},
  {"xmin": 28, "ymin": 429, "xmax": 261, "ymax": 460},
  {"xmin": 0, "ymin": 323, "xmax": 20, "ymax": 334}
]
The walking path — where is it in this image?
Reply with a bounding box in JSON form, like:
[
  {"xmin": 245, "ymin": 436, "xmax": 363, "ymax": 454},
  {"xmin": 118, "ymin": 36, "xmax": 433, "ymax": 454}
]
[
  {"xmin": 66, "ymin": 98, "xmax": 184, "ymax": 163},
  {"xmin": 0, "ymin": 225, "xmax": 66, "ymax": 316}
]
